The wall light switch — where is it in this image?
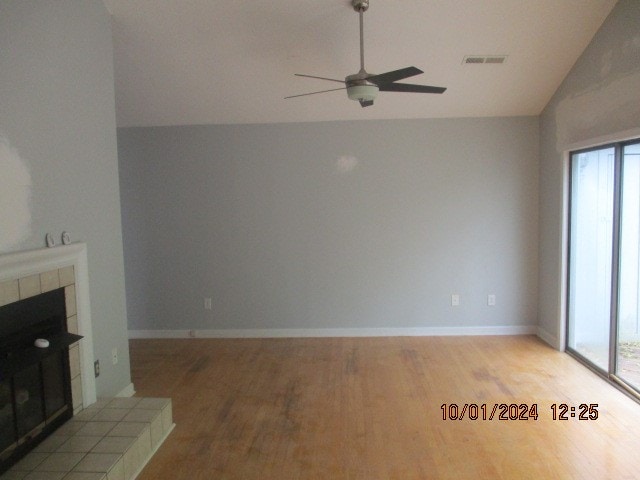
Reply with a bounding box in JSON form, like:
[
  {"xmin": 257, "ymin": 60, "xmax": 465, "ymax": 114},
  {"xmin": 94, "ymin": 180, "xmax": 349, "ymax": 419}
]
[
  {"xmin": 451, "ymin": 294, "xmax": 460, "ymax": 306},
  {"xmin": 204, "ymin": 298, "xmax": 212, "ymax": 310},
  {"xmin": 488, "ymin": 294, "xmax": 496, "ymax": 306}
]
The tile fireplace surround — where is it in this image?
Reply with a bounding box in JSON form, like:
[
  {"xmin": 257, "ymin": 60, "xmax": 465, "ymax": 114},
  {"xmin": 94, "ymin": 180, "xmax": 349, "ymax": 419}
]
[
  {"xmin": 0, "ymin": 245, "xmax": 174, "ymax": 479},
  {"xmin": 0, "ymin": 244, "xmax": 97, "ymax": 408}
]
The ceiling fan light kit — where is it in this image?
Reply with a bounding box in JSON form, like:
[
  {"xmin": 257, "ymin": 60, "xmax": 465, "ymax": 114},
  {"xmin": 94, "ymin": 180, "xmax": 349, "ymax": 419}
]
[
  {"xmin": 285, "ymin": 0, "xmax": 446, "ymax": 108},
  {"xmin": 347, "ymin": 84, "xmax": 378, "ymax": 105},
  {"xmin": 345, "ymin": 72, "xmax": 378, "ymax": 106}
]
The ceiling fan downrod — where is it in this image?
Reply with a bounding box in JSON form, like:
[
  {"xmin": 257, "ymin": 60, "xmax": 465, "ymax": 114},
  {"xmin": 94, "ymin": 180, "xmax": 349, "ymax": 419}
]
[{"xmin": 352, "ymin": 0, "xmax": 369, "ymax": 73}]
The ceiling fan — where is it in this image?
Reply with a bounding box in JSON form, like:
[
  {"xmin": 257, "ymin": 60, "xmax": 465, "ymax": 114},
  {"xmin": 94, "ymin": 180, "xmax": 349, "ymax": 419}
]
[{"xmin": 285, "ymin": 0, "xmax": 446, "ymax": 107}]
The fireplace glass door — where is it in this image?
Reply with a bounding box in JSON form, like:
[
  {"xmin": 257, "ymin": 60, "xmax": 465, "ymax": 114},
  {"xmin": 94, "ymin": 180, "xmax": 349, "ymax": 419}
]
[
  {"xmin": 0, "ymin": 379, "xmax": 15, "ymax": 454},
  {"xmin": 0, "ymin": 287, "xmax": 81, "ymax": 473},
  {"xmin": 14, "ymin": 363, "xmax": 45, "ymax": 439}
]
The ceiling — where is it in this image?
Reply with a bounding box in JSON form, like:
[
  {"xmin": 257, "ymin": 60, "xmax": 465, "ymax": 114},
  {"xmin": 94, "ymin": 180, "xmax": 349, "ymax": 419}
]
[{"xmin": 103, "ymin": 0, "xmax": 617, "ymax": 127}]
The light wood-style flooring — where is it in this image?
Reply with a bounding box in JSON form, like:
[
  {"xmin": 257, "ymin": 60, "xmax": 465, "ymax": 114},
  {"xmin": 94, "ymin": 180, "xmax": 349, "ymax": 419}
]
[{"xmin": 130, "ymin": 335, "xmax": 640, "ymax": 479}]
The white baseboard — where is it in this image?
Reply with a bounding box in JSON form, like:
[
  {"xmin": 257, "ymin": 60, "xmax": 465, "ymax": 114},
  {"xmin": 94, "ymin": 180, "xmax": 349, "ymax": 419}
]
[
  {"xmin": 536, "ymin": 327, "xmax": 560, "ymax": 349},
  {"xmin": 129, "ymin": 325, "xmax": 538, "ymax": 339},
  {"xmin": 115, "ymin": 382, "xmax": 136, "ymax": 398}
]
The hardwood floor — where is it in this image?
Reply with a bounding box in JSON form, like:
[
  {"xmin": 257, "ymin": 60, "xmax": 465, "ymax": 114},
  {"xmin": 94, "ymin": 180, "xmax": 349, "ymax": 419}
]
[{"xmin": 130, "ymin": 336, "xmax": 640, "ymax": 479}]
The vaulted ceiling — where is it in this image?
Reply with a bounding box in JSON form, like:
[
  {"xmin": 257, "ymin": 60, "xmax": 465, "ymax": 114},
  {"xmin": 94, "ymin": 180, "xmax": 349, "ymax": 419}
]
[{"xmin": 103, "ymin": 0, "xmax": 617, "ymax": 127}]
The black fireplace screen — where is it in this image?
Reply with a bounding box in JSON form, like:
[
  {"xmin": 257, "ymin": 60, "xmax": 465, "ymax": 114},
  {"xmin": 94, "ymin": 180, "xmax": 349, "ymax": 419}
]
[{"xmin": 0, "ymin": 287, "xmax": 82, "ymax": 473}]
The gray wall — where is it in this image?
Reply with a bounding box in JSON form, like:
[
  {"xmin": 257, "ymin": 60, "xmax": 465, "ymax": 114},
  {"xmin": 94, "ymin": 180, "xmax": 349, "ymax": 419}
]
[
  {"xmin": 118, "ymin": 117, "xmax": 539, "ymax": 333},
  {"xmin": 538, "ymin": 0, "xmax": 640, "ymax": 346},
  {"xmin": 0, "ymin": 1, "xmax": 131, "ymax": 396}
]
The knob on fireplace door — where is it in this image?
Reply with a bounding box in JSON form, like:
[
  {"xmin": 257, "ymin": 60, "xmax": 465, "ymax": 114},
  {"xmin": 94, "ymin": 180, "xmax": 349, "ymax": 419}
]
[{"xmin": 34, "ymin": 338, "xmax": 50, "ymax": 348}]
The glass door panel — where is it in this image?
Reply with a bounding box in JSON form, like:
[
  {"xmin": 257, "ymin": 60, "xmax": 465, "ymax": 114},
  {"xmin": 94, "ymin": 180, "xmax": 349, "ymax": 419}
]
[
  {"xmin": 568, "ymin": 146, "xmax": 615, "ymax": 371},
  {"xmin": 617, "ymin": 142, "xmax": 640, "ymax": 388}
]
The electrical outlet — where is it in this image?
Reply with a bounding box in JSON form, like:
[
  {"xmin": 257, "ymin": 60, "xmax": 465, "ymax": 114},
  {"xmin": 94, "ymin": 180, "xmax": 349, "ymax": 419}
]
[
  {"xmin": 488, "ymin": 294, "xmax": 496, "ymax": 306},
  {"xmin": 189, "ymin": 330, "xmax": 196, "ymax": 338},
  {"xmin": 112, "ymin": 347, "xmax": 118, "ymax": 365},
  {"xmin": 451, "ymin": 294, "xmax": 460, "ymax": 306},
  {"xmin": 94, "ymin": 360, "xmax": 100, "ymax": 377}
]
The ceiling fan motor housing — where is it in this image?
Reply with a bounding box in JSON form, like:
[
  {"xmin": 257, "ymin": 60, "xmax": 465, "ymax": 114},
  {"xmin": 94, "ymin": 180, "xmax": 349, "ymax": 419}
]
[{"xmin": 346, "ymin": 74, "xmax": 378, "ymax": 103}]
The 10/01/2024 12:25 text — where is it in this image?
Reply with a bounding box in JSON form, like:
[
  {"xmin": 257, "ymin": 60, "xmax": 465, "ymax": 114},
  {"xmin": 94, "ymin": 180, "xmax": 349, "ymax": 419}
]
[{"xmin": 441, "ymin": 403, "xmax": 599, "ymax": 421}]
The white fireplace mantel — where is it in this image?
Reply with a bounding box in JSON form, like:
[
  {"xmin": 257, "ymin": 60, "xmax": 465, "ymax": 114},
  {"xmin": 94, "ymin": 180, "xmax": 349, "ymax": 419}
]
[{"xmin": 0, "ymin": 243, "xmax": 97, "ymax": 406}]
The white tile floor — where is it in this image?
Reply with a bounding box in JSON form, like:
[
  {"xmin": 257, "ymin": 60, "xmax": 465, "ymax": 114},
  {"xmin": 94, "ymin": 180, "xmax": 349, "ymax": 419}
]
[{"xmin": 1, "ymin": 397, "xmax": 173, "ymax": 480}]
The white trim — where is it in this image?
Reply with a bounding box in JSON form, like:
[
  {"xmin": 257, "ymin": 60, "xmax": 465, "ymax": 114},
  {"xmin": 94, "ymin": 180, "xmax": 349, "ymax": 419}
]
[
  {"xmin": 0, "ymin": 243, "xmax": 84, "ymax": 282},
  {"xmin": 115, "ymin": 383, "xmax": 135, "ymax": 398},
  {"xmin": 564, "ymin": 127, "xmax": 640, "ymax": 152},
  {"xmin": 536, "ymin": 327, "xmax": 558, "ymax": 349},
  {"xmin": 129, "ymin": 325, "xmax": 538, "ymax": 339},
  {"xmin": 557, "ymin": 150, "xmax": 570, "ymax": 352},
  {"xmin": 0, "ymin": 243, "xmax": 97, "ymax": 406}
]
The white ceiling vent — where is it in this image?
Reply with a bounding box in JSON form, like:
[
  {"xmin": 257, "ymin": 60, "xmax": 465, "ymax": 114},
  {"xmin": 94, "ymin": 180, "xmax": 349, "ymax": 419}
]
[{"xmin": 463, "ymin": 55, "xmax": 507, "ymax": 65}]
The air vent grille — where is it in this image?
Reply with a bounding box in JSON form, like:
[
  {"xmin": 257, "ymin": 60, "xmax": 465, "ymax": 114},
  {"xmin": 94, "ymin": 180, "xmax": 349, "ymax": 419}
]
[{"xmin": 463, "ymin": 55, "xmax": 507, "ymax": 65}]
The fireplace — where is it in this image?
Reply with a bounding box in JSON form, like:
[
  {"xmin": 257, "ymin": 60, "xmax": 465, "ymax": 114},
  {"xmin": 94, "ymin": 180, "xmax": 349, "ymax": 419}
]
[
  {"xmin": 0, "ymin": 286, "xmax": 82, "ymax": 472},
  {"xmin": 0, "ymin": 244, "xmax": 97, "ymax": 474}
]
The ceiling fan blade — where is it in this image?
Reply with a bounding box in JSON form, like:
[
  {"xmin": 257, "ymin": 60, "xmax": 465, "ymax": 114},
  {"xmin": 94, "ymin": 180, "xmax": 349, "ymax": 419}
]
[
  {"xmin": 378, "ymin": 83, "xmax": 446, "ymax": 94},
  {"xmin": 294, "ymin": 74, "xmax": 345, "ymax": 84},
  {"xmin": 359, "ymin": 99, "xmax": 374, "ymax": 107},
  {"xmin": 366, "ymin": 67, "xmax": 423, "ymax": 86},
  {"xmin": 284, "ymin": 87, "xmax": 347, "ymax": 99}
]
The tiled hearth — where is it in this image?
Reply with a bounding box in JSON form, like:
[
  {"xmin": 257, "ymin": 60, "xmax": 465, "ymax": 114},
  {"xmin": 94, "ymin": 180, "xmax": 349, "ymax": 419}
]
[{"xmin": 1, "ymin": 396, "xmax": 174, "ymax": 480}]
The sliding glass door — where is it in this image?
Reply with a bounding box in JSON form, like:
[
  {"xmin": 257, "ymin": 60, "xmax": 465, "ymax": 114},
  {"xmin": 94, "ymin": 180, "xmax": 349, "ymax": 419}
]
[
  {"xmin": 568, "ymin": 146, "xmax": 615, "ymax": 371},
  {"xmin": 617, "ymin": 142, "xmax": 640, "ymax": 389},
  {"xmin": 568, "ymin": 139, "xmax": 640, "ymax": 393}
]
